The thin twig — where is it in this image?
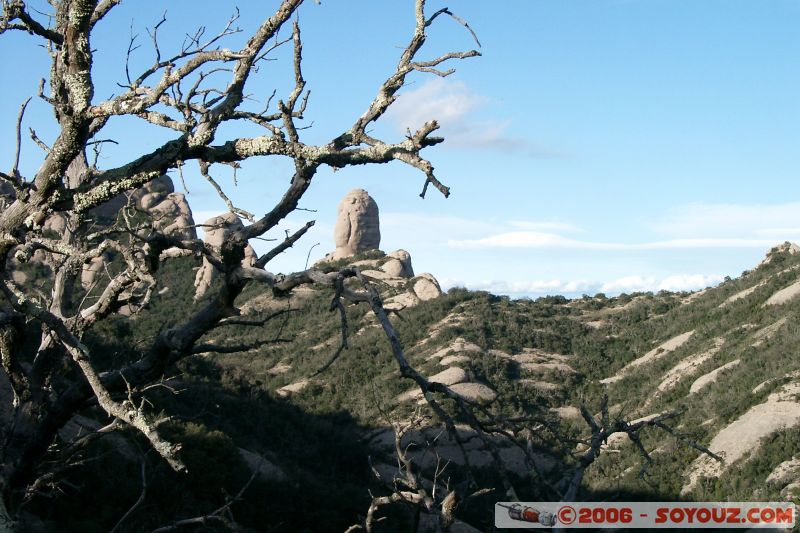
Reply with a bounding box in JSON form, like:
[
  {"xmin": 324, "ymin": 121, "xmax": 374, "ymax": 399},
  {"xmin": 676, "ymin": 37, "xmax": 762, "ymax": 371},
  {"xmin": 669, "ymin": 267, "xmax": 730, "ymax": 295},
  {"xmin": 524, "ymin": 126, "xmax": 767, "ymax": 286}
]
[{"xmin": 12, "ymin": 97, "xmax": 32, "ymax": 180}]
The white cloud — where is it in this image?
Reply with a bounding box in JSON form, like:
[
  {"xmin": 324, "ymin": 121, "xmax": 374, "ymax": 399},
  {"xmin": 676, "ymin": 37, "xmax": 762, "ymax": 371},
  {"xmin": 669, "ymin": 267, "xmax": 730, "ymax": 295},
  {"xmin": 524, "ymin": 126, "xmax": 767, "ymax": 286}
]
[
  {"xmin": 447, "ymin": 230, "xmax": 778, "ymax": 250},
  {"xmin": 658, "ymin": 274, "xmax": 725, "ymax": 292},
  {"xmin": 448, "ymin": 230, "xmax": 574, "ymax": 249},
  {"xmin": 381, "ymin": 78, "xmax": 560, "ymax": 157},
  {"xmin": 438, "ymin": 203, "xmax": 800, "ymax": 251},
  {"xmin": 195, "ymin": 209, "xmax": 779, "ymax": 255},
  {"xmin": 598, "ymin": 276, "xmax": 658, "ymax": 294},
  {"xmin": 441, "ymin": 278, "xmax": 592, "ymax": 295},
  {"xmin": 599, "ymin": 274, "xmax": 723, "ymax": 294},
  {"xmin": 442, "ymin": 273, "xmax": 723, "ymax": 296},
  {"xmin": 382, "ymin": 78, "xmax": 484, "ymax": 132},
  {"xmin": 507, "ymin": 220, "xmax": 580, "ymax": 232}
]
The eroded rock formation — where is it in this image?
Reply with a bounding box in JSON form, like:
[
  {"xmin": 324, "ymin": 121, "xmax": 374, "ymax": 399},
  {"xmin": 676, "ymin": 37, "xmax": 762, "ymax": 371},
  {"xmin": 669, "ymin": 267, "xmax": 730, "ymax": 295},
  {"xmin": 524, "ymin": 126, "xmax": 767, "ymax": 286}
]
[
  {"xmin": 315, "ymin": 189, "xmax": 443, "ymax": 309},
  {"xmin": 79, "ymin": 176, "xmax": 196, "ymax": 290},
  {"xmin": 2, "ymin": 175, "xmax": 196, "ymax": 291},
  {"xmin": 384, "ymin": 249, "xmax": 414, "ymax": 278},
  {"xmin": 194, "ymin": 212, "xmax": 257, "ymax": 300},
  {"xmin": 330, "ymin": 188, "xmax": 380, "ymax": 260},
  {"xmin": 132, "ymin": 176, "xmax": 195, "ymax": 241}
]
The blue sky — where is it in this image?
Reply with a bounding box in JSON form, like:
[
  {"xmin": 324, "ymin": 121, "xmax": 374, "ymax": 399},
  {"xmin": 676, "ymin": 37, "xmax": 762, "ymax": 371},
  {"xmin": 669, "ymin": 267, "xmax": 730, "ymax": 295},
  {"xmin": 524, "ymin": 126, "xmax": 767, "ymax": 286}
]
[{"xmin": 2, "ymin": 1, "xmax": 799, "ymax": 296}]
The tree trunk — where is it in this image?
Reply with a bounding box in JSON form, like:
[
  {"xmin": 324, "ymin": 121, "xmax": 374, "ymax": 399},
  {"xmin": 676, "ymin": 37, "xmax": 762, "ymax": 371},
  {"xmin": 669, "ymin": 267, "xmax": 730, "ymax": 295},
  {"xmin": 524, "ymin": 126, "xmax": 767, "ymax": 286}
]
[{"xmin": 0, "ymin": 497, "xmax": 13, "ymax": 533}]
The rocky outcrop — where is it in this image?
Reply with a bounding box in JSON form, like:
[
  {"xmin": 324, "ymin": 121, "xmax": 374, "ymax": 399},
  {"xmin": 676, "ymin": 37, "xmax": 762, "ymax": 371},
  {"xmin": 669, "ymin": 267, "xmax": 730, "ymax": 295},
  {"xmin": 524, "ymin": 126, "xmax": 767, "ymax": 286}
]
[
  {"xmin": 277, "ymin": 378, "xmax": 316, "ymax": 397},
  {"xmin": 310, "ymin": 189, "xmax": 442, "ymax": 309},
  {"xmin": 311, "ymin": 188, "xmax": 444, "ymax": 306},
  {"xmin": 384, "ymin": 249, "xmax": 414, "ymax": 277},
  {"xmin": 766, "ymin": 456, "xmax": 800, "ymax": 498},
  {"xmin": 600, "ymin": 330, "xmax": 694, "ymax": 385},
  {"xmin": 382, "ymin": 269, "xmax": 443, "ymax": 311},
  {"xmin": 657, "ymin": 338, "xmax": 724, "ymax": 393},
  {"xmin": 330, "ymin": 189, "xmax": 380, "ymax": 260},
  {"xmin": 133, "ymin": 176, "xmax": 195, "ymax": 241},
  {"xmin": 238, "ymin": 448, "xmax": 288, "ymax": 482},
  {"xmin": 88, "ymin": 175, "xmax": 196, "ymax": 241},
  {"xmin": 759, "ymin": 241, "xmax": 800, "ymax": 266},
  {"xmin": 370, "ymin": 423, "xmax": 554, "ymax": 484},
  {"xmin": 200, "ymin": 212, "xmax": 256, "ymax": 259},
  {"xmin": 194, "ymin": 212, "xmax": 257, "ymax": 300},
  {"xmin": 682, "ymin": 379, "xmax": 800, "ymax": 495},
  {"xmin": 412, "ymin": 273, "xmax": 441, "ymax": 301},
  {"xmin": 396, "ymin": 366, "xmax": 497, "ymax": 404},
  {"xmin": 327, "ymin": 246, "xmax": 443, "ymax": 310},
  {"xmin": 80, "ymin": 256, "xmax": 107, "ymax": 290},
  {"xmin": 79, "ymin": 175, "xmax": 196, "ymax": 290},
  {"xmin": 763, "ymin": 278, "xmax": 800, "ymax": 306},
  {"xmin": 689, "ymin": 359, "xmax": 741, "ymax": 394}
]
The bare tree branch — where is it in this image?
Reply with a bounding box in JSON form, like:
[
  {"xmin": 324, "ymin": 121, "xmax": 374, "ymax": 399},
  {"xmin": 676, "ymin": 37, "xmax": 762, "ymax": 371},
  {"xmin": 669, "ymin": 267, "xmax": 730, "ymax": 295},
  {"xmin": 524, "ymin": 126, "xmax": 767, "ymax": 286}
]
[
  {"xmin": 0, "ymin": 1, "xmax": 482, "ymax": 526},
  {"xmin": 90, "ymin": 0, "xmax": 122, "ymax": 28},
  {"xmin": 0, "ymin": 1, "xmax": 63, "ymax": 44},
  {"xmin": 11, "ymin": 97, "xmax": 31, "ymax": 183},
  {"xmin": 150, "ymin": 464, "xmax": 260, "ymax": 533},
  {"xmin": 109, "ymin": 453, "xmax": 148, "ymax": 533},
  {"xmin": 255, "ymin": 220, "xmax": 314, "ymax": 269},
  {"xmin": 562, "ymin": 396, "xmax": 723, "ymax": 501}
]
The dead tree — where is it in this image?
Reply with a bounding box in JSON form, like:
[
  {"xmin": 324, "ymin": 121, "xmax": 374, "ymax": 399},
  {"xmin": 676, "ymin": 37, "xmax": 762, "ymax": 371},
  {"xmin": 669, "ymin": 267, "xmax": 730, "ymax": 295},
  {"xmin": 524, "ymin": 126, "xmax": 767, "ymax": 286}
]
[
  {"xmin": 0, "ymin": 0, "xmax": 479, "ymax": 525},
  {"xmin": 347, "ymin": 410, "xmax": 492, "ymax": 533},
  {"xmin": 562, "ymin": 395, "xmax": 722, "ymax": 502}
]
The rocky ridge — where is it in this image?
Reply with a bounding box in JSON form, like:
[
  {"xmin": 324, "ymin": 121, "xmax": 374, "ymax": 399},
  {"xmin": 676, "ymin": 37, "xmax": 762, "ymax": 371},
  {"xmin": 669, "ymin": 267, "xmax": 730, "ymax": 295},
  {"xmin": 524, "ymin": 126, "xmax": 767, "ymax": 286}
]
[
  {"xmin": 20, "ymin": 172, "xmax": 800, "ymax": 528},
  {"xmin": 260, "ymin": 240, "xmax": 800, "ymax": 503},
  {"xmin": 589, "ymin": 241, "xmax": 800, "ymax": 499}
]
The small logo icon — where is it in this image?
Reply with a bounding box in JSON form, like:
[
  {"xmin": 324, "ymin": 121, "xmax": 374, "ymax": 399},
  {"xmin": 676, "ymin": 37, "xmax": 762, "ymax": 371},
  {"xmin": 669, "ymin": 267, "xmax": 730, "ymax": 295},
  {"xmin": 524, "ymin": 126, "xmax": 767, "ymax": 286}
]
[
  {"xmin": 558, "ymin": 505, "xmax": 576, "ymax": 525},
  {"xmin": 504, "ymin": 503, "xmax": 557, "ymax": 526}
]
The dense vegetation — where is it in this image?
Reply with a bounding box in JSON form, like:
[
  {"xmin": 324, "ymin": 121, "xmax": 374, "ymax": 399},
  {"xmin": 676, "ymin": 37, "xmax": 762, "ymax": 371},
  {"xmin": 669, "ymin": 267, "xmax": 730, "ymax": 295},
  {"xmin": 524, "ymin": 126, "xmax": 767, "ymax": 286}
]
[{"xmin": 16, "ymin": 245, "xmax": 800, "ymax": 530}]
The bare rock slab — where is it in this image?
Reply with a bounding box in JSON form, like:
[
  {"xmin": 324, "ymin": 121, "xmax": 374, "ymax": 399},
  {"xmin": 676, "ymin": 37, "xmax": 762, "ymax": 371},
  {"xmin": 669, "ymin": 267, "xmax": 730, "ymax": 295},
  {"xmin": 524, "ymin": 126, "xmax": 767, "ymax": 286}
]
[{"xmin": 331, "ymin": 188, "xmax": 380, "ymax": 260}]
